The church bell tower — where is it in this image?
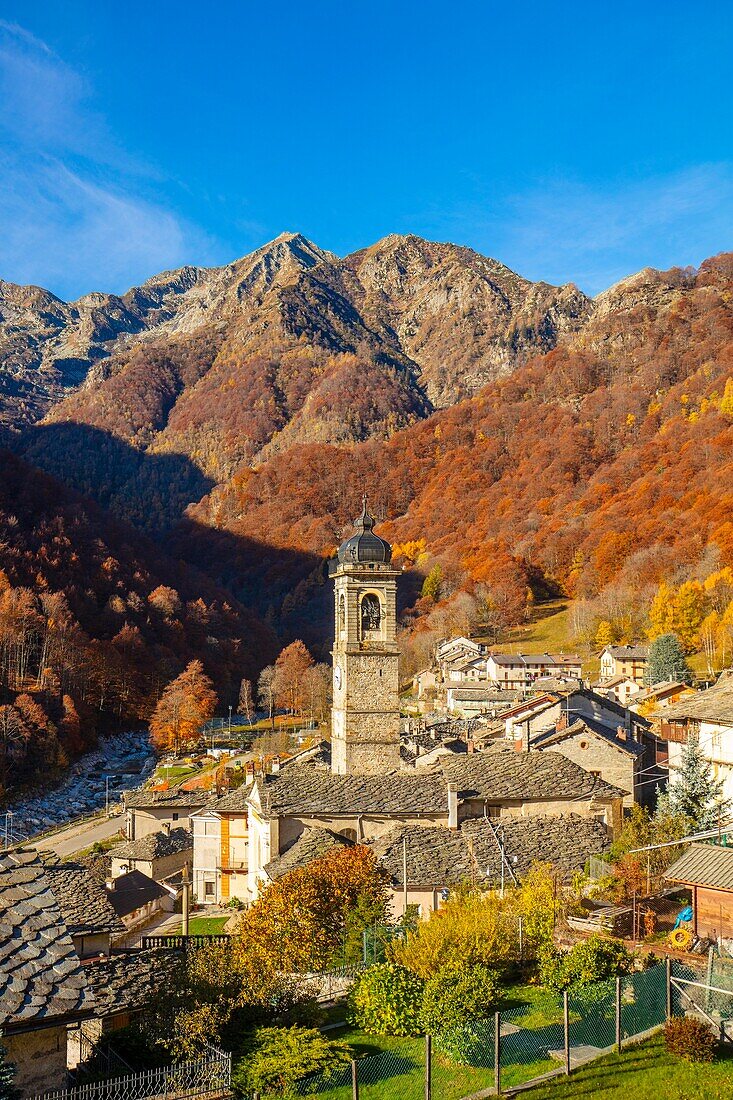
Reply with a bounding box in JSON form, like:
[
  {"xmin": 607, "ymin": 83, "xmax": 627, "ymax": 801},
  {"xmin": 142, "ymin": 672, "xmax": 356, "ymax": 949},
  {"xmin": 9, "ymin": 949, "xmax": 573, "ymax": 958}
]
[{"xmin": 330, "ymin": 498, "xmax": 401, "ymax": 774}]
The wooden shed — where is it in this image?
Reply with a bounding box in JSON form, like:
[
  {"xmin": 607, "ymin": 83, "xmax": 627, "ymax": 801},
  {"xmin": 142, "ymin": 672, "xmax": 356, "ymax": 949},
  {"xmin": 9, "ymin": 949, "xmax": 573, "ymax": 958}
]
[{"xmin": 664, "ymin": 842, "xmax": 733, "ymax": 940}]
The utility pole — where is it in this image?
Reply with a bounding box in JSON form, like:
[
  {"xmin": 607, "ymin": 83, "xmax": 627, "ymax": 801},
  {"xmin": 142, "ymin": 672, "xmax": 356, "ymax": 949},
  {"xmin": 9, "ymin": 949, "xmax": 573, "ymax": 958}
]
[
  {"xmin": 228, "ymin": 706, "xmax": 232, "ymax": 737},
  {"xmin": 105, "ymin": 776, "xmax": 110, "ymax": 817},
  {"xmin": 402, "ymin": 836, "xmax": 408, "ymax": 916},
  {"xmin": 182, "ymin": 863, "xmax": 191, "ymax": 936}
]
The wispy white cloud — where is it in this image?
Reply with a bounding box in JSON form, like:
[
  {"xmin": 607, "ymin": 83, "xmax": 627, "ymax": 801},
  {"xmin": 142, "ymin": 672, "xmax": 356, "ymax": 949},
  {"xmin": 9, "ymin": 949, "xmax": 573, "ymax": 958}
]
[
  {"xmin": 409, "ymin": 165, "xmax": 733, "ymax": 294},
  {"xmin": 0, "ymin": 21, "xmax": 222, "ymax": 299}
]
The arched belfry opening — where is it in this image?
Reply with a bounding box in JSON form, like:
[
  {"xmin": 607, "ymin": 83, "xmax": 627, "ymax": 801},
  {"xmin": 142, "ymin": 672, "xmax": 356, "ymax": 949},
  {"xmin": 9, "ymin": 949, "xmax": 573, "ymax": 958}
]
[{"xmin": 330, "ymin": 496, "xmax": 400, "ymax": 775}]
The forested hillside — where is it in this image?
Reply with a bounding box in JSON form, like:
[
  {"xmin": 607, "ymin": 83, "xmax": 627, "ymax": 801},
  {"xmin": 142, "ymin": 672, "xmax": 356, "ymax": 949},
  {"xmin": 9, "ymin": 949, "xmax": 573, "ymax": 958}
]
[
  {"xmin": 180, "ymin": 254, "xmax": 733, "ymax": 667},
  {"xmin": 2, "ymin": 237, "xmax": 732, "ymax": 785},
  {"xmin": 0, "ymin": 450, "xmax": 276, "ymax": 796}
]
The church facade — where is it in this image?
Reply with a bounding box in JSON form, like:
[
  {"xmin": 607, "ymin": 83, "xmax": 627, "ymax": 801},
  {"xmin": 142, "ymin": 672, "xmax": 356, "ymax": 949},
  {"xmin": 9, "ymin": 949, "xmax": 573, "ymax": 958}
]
[{"xmin": 330, "ymin": 498, "xmax": 401, "ymax": 774}]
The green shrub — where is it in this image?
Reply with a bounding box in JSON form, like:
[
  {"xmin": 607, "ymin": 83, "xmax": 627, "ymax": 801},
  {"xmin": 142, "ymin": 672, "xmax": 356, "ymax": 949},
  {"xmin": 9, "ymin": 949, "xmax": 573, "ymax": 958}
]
[
  {"xmin": 349, "ymin": 963, "xmax": 424, "ymax": 1036},
  {"xmin": 664, "ymin": 1016, "xmax": 718, "ymax": 1063},
  {"xmin": 540, "ymin": 936, "xmax": 632, "ymax": 992},
  {"xmin": 232, "ymin": 1026, "xmax": 352, "ymax": 1097},
  {"xmin": 421, "ymin": 963, "xmax": 500, "ymax": 1038}
]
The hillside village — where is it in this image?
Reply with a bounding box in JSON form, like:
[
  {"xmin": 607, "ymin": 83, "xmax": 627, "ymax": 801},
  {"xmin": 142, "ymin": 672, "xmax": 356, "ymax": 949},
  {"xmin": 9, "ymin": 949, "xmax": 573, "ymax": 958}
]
[{"xmin": 2, "ymin": 503, "xmax": 733, "ymax": 1100}]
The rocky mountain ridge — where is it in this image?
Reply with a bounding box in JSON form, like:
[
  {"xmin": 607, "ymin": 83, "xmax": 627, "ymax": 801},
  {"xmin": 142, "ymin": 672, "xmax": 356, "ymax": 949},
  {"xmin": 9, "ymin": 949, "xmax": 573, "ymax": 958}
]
[{"xmin": 1, "ymin": 232, "xmax": 590, "ymax": 437}]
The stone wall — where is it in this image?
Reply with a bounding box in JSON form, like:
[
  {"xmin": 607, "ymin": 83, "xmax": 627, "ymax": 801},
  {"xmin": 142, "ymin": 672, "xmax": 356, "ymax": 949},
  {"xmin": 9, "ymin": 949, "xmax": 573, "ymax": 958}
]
[
  {"xmin": 5, "ymin": 1025, "xmax": 67, "ymax": 1098},
  {"xmin": 542, "ymin": 731, "xmax": 635, "ymax": 805}
]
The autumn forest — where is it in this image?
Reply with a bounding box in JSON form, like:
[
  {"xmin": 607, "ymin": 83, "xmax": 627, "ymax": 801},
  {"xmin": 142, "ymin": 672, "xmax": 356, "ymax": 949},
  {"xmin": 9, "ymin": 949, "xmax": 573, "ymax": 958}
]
[{"xmin": 1, "ymin": 235, "xmax": 732, "ymax": 798}]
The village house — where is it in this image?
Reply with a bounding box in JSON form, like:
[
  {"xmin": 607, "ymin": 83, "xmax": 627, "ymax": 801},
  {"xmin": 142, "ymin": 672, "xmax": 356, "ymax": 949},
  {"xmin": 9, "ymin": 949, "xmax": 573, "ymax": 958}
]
[
  {"xmin": 435, "ymin": 636, "xmax": 485, "ymax": 679},
  {"xmin": 629, "ymin": 680, "xmax": 696, "ymax": 714},
  {"xmin": 656, "ymin": 670, "xmax": 733, "ymax": 805},
  {"xmin": 105, "ymin": 869, "xmax": 173, "ymax": 933},
  {"xmin": 446, "ymin": 684, "xmax": 515, "ymax": 718},
  {"xmin": 244, "ymin": 750, "xmax": 623, "ymax": 900},
  {"xmin": 123, "ymin": 788, "xmax": 215, "ymax": 840},
  {"xmin": 485, "ymin": 652, "xmax": 583, "ymax": 691},
  {"xmin": 664, "ymin": 842, "xmax": 733, "ymax": 942},
  {"xmin": 531, "ymin": 716, "xmax": 649, "ymax": 807},
  {"xmin": 110, "ymin": 825, "xmax": 193, "ymax": 882},
  {"xmin": 44, "ymin": 860, "xmax": 125, "ymax": 958},
  {"xmin": 191, "ymin": 784, "xmax": 251, "ymax": 905},
  {"xmin": 599, "ymin": 645, "xmax": 649, "ymax": 686},
  {"xmin": 0, "ymin": 849, "xmax": 95, "ymax": 1098},
  {"xmin": 592, "ymin": 674, "xmax": 641, "ymax": 707},
  {"xmin": 368, "ymin": 814, "xmax": 611, "ymax": 918}
]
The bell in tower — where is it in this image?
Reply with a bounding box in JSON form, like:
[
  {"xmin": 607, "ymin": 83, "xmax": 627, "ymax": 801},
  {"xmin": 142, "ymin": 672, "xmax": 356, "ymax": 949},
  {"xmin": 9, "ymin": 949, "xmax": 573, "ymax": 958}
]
[{"xmin": 330, "ymin": 497, "xmax": 401, "ymax": 774}]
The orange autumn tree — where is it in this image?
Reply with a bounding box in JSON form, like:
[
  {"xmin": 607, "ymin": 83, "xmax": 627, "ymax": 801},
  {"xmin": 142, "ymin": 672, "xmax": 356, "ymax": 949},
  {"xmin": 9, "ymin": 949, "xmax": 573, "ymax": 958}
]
[
  {"xmin": 234, "ymin": 845, "xmax": 390, "ymax": 971},
  {"xmin": 149, "ymin": 659, "xmax": 217, "ymax": 753},
  {"xmin": 272, "ymin": 640, "xmax": 314, "ymax": 715}
]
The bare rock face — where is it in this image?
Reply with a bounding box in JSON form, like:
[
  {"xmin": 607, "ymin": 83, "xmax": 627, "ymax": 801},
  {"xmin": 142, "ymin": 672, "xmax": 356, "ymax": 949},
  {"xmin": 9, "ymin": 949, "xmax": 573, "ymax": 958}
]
[
  {"xmin": 340, "ymin": 234, "xmax": 593, "ymax": 406},
  {"xmin": 0, "ymin": 232, "xmax": 594, "ymax": 442}
]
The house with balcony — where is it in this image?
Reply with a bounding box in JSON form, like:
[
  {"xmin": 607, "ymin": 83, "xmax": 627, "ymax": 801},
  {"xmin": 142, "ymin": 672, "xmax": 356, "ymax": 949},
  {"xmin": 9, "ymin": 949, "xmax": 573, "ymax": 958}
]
[
  {"xmin": 191, "ymin": 784, "xmax": 251, "ymax": 905},
  {"xmin": 599, "ymin": 645, "xmax": 649, "ymax": 687},
  {"xmin": 657, "ymin": 670, "xmax": 733, "ymax": 805},
  {"xmin": 486, "ymin": 652, "xmax": 582, "ymax": 690}
]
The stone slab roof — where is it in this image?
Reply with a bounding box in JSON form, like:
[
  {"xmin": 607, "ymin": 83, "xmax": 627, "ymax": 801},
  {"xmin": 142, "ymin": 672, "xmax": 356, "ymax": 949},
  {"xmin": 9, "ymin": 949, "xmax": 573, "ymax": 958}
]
[
  {"xmin": 0, "ymin": 849, "xmax": 94, "ymax": 1029},
  {"xmin": 255, "ymin": 766, "xmax": 448, "ymax": 817},
  {"xmin": 84, "ymin": 948, "xmax": 182, "ymax": 1018},
  {"xmin": 369, "ymin": 814, "xmax": 610, "ymax": 889},
  {"xmin": 124, "ymin": 789, "xmax": 216, "ymax": 810},
  {"xmin": 265, "ymin": 827, "xmax": 353, "ymax": 881},
  {"xmin": 657, "ymin": 671, "xmax": 733, "ymax": 726},
  {"xmin": 602, "ymin": 645, "xmax": 648, "ymax": 660},
  {"xmin": 664, "ymin": 842, "xmax": 733, "ymax": 890},
  {"xmin": 106, "ymin": 870, "xmax": 168, "ymax": 918},
  {"xmin": 532, "ymin": 717, "xmax": 644, "ymax": 758},
  {"xmin": 113, "ymin": 827, "xmax": 193, "ymax": 863},
  {"xmin": 208, "ymin": 782, "xmax": 255, "ymax": 813},
  {"xmin": 439, "ymin": 746, "xmax": 625, "ymax": 802},
  {"xmin": 44, "ymin": 861, "xmax": 125, "ymax": 937}
]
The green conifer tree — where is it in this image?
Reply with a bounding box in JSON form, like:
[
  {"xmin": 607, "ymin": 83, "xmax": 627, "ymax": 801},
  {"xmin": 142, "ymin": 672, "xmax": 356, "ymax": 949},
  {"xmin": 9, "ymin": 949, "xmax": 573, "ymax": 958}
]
[
  {"xmin": 661, "ymin": 735, "xmax": 728, "ymax": 831},
  {"xmin": 0, "ymin": 1035, "xmax": 19, "ymax": 1100},
  {"xmin": 646, "ymin": 633, "xmax": 693, "ymax": 686}
]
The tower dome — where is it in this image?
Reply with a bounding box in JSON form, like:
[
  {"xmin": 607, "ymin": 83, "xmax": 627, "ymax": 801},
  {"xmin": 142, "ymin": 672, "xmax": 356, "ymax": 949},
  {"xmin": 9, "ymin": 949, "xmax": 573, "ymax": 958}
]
[{"xmin": 337, "ymin": 496, "xmax": 392, "ymax": 565}]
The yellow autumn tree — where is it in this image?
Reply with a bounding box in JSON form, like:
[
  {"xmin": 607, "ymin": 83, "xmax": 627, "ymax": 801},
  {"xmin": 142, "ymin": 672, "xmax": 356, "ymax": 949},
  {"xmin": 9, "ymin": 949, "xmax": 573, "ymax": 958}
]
[
  {"xmin": 670, "ymin": 580, "xmax": 706, "ymax": 653},
  {"xmin": 595, "ymin": 620, "xmax": 617, "ymax": 649},
  {"xmin": 647, "ymin": 582, "xmax": 675, "ymax": 639}
]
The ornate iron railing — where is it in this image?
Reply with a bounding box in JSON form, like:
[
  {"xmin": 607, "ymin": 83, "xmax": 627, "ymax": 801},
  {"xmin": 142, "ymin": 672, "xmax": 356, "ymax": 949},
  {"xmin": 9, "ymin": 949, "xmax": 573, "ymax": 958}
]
[{"xmin": 31, "ymin": 1046, "xmax": 231, "ymax": 1100}]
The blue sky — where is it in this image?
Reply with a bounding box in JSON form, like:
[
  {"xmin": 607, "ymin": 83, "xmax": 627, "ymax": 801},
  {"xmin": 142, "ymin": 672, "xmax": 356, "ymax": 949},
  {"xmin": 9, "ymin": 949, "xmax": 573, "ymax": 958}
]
[{"xmin": 0, "ymin": 2, "xmax": 731, "ymax": 299}]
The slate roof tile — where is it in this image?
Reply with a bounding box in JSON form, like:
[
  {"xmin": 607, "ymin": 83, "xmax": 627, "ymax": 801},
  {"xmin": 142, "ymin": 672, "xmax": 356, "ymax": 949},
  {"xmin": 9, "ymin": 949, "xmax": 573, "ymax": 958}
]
[
  {"xmin": 440, "ymin": 746, "xmax": 625, "ymax": 802},
  {"xmin": 0, "ymin": 849, "xmax": 94, "ymax": 1028},
  {"xmin": 369, "ymin": 814, "xmax": 610, "ymax": 888},
  {"xmin": 113, "ymin": 827, "xmax": 193, "ymax": 862},
  {"xmin": 265, "ymin": 827, "xmax": 353, "ymax": 880},
  {"xmin": 83, "ymin": 948, "xmax": 182, "ymax": 1017},
  {"xmin": 44, "ymin": 862, "xmax": 125, "ymax": 936}
]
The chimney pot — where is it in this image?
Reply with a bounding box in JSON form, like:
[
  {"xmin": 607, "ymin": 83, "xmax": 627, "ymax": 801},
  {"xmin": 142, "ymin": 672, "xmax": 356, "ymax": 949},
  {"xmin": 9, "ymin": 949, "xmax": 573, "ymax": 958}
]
[{"xmin": 447, "ymin": 782, "xmax": 459, "ymax": 829}]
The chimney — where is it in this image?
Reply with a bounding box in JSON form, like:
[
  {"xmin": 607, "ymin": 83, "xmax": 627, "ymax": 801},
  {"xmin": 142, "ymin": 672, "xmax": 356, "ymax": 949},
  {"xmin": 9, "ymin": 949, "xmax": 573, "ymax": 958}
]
[
  {"xmin": 556, "ymin": 712, "xmax": 568, "ymax": 733},
  {"xmin": 105, "ymin": 878, "xmax": 115, "ymax": 892},
  {"xmin": 447, "ymin": 782, "xmax": 459, "ymax": 829},
  {"xmin": 617, "ymin": 725, "xmax": 627, "ymax": 742},
  {"xmin": 467, "ymin": 738, "xmax": 475, "ymax": 754},
  {"xmin": 271, "ymin": 756, "xmax": 281, "ymax": 774},
  {"xmin": 162, "ymin": 821, "xmax": 171, "ymax": 835}
]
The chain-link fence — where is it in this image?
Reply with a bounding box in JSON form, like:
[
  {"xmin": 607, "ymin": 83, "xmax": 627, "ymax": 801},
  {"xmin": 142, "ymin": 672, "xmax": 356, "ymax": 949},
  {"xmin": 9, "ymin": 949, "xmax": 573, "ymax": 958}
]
[
  {"xmin": 239, "ymin": 962, "xmax": 675, "ymax": 1100},
  {"xmin": 671, "ymin": 957, "xmax": 733, "ymax": 1039}
]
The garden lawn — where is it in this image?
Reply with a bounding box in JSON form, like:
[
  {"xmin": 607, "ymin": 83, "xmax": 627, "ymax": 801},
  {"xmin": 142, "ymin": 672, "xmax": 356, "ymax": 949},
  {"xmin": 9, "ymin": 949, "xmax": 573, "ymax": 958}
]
[
  {"xmin": 170, "ymin": 915, "xmax": 230, "ymax": 935},
  {"xmin": 519, "ymin": 1034, "xmax": 733, "ymax": 1099}
]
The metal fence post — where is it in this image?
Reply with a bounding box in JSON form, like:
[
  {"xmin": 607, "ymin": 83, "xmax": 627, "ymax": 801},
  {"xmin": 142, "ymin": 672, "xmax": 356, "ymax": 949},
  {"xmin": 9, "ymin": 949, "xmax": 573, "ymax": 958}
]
[
  {"xmin": 494, "ymin": 1011, "xmax": 501, "ymax": 1096},
  {"xmin": 563, "ymin": 990, "xmax": 570, "ymax": 1075},
  {"xmin": 615, "ymin": 976, "xmax": 622, "ymax": 1054},
  {"xmin": 424, "ymin": 1035, "xmax": 432, "ymax": 1100},
  {"xmin": 666, "ymin": 956, "xmax": 672, "ymax": 1019},
  {"xmin": 351, "ymin": 1058, "xmax": 359, "ymax": 1100}
]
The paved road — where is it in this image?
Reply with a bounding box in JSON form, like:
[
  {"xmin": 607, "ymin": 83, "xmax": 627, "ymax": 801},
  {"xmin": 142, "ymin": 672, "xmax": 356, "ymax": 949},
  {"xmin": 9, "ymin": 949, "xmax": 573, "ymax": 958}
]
[{"xmin": 32, "ymin": 813, "xmax": 126, "ymax": 858}]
